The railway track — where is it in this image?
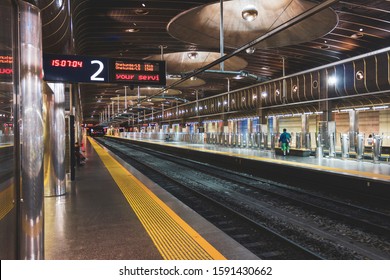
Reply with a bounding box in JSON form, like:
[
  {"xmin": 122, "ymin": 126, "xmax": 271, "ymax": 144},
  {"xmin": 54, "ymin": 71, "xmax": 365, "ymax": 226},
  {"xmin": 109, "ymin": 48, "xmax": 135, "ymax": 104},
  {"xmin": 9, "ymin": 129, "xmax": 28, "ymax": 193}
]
[{"xmin": 96, "ymin": 137, "xmax": 390, "ymax": 259}]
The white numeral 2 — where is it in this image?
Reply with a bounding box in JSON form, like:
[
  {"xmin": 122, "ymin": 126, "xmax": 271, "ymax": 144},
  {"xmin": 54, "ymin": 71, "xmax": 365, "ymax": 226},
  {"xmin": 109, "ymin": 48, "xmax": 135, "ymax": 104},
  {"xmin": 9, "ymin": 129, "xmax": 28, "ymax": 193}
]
[{"xmin": 91, "ymin": 60, "xmax": 105, "ymax": 81}]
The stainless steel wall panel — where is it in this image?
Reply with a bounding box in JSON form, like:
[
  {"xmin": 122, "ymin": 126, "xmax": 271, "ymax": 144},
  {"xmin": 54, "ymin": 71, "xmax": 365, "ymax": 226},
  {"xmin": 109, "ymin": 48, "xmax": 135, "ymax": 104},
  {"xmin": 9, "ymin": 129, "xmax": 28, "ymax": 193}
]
[
  {"xmin": 376, "ymin": 52, "xmax": 389, "ymax": 91},
  {"xmin": 0, "ymin": 0, "xmax": 16, "ymax": 257},
  {"xmin": 365, "ymin": 55, "xmax": 380, "ymax": 93},
  {"xmin": 353, "ymin": 59, "xmax": 369, "ymax": 94},
  {"xmin": 334, "ymin": 64, "xmax": 347, "ymax": 97}
]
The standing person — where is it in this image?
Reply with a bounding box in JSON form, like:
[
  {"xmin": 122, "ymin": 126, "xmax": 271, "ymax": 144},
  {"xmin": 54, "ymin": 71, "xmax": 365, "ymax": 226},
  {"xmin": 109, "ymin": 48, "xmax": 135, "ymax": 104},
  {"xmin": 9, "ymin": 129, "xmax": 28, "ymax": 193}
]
[
  {"xmin": 366, "ymin": 134, "xmax": 373, "ymax": 146},
  {"xmin": 279, "ymin": 128, "xmax": 292, "ymax": 156}
]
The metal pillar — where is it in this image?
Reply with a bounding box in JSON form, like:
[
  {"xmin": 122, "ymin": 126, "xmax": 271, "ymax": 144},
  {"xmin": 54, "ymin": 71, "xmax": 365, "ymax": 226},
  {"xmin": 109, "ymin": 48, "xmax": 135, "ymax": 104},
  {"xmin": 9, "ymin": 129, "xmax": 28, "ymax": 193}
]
[
  {"xmin": 373, "ymin": 135, "xmax": 382, "ymax": 163},
  {"xmin": 341, "ymin": 133, "xmax": 350, "ymax": 159},
  {"xmin": 356, "ymin": 133, "xmax": 364, "ymax": 160},
  {"xmin": 328, "ymin": 121, "xmax": 336, "ymax": 157},
  {"xmin": 315, "ymin": 133, "xmax": 323, "ymax": 158},
  {"xmin": 301, "ymin": 114, "xmax": 309, "ymax": 148},
  {"xmin": 18, "ymin": 1, "xmax": 44, "ymax": 259},
  {"xmin": 349, "ymin": 110, "xmax": 357, "ymax": 150},
  {"xmin": 45, "ymin": 83, "xmax": 66, "ymax": 196}
]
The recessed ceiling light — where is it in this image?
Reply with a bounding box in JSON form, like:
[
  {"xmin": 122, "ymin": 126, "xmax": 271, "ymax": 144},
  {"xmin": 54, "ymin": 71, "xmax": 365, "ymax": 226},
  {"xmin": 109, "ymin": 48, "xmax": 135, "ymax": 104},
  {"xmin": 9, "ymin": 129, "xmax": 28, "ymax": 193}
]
[
  {"xmin": 242, "ymin": 5, "xmax": 258, "ymax": 22},
  {"xmin": 125, "ymin": 28, "xmax": 140, "ymax": 33},
  {"xmin": 135, "ymin": 9, "xmax": 149, "ymax": 15},
  {"xmin": 246, "ymin": 47, "xmax": 255, "ymax": 54},
  {"xmin": 356, "ymin": 70, "xmax": 364, "ymax": 80},
  {"xmin": 350, "ymin": 32, "xmax": 363, "ymax": 39},
  {"xmin": 187, "ymin": 52, "xmax": 198, "ymax": 59}
]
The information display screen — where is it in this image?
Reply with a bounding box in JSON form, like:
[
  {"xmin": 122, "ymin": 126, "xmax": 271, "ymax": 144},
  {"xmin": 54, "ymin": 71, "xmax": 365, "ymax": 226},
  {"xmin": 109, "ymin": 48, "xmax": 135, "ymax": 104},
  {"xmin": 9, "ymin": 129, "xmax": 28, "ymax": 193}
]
[
  {"xmin": 0, "ymin": 54, "xmax": 13, "ymax": 83},
  {"xmin": 110, "ymin": 59, "xmax": 166, "ymax": 86},
  {"xmin": 43, "ymin": 54, "xmax": 166, "ymax": 86},
  {"xmin": 43, "ymin": 54, "xmax": 110, "ymax": 83}
]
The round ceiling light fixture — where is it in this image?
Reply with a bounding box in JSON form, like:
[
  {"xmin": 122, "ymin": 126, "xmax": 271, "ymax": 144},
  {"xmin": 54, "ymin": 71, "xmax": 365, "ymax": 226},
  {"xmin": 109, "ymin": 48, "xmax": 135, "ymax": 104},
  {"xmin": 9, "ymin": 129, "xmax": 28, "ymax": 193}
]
[
  {"xmin": 134, "ymin": 9, "xmax": 149, "ymax": 15},
  {"xmin": 187, "ymin": 52, "xmax": 198, "ymax": 59},
  {"xmin": 242, "ymin": 5, "xmax": 258, "ymax": 22},
  {"xmin": 350, "ymin": 32, "xmax": 364, "ymax": 39},
  {"xmin": 356, "ymin": 70, "xmax": 364, "ymax": 80},
  {"xmin": 125, "ymin": 28, "xmax": 140, "ymax": 33},
  {"xmin": 245, "ymin": 47, "xmax": 256, "ymax": 54}
]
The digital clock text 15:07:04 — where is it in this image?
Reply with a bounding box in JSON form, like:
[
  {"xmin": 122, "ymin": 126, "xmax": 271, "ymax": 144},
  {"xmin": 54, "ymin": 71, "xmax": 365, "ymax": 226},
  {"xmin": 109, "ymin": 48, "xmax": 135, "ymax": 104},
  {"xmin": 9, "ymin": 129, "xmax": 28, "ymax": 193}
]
[{"xmin": 51, "ymin": 59, "xmax": 83, "ymax": 68}]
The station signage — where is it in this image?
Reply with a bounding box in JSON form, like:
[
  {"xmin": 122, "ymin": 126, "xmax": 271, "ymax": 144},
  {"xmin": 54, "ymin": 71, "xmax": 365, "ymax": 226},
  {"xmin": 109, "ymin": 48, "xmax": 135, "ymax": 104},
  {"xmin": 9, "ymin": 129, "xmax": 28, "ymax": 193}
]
[
  {"xmin": 0, "ymin": 55, "xmax": 13, "ymax": 83},
  {"xmin": 110, "ymin": 58, "xmax": 165, "ymax": 85},
  {"xmin": 43, "ymin": 54, "xmax": 166, "ymax": 86},
  {"xmin": 43, "ymin": 54, "xmax": 109, "ymax": 84}
]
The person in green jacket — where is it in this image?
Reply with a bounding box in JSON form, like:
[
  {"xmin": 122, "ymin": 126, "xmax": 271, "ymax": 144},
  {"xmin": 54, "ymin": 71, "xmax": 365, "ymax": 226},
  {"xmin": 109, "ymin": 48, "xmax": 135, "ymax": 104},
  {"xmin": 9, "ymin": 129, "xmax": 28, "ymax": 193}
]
[{"xmin": 279, "ymin": 128, "xmax": 291, "ymax": 156}]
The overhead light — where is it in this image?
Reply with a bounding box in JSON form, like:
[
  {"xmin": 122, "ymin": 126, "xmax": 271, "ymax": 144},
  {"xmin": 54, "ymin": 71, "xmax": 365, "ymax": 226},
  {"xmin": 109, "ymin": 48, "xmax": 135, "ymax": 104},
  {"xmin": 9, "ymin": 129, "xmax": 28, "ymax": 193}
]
[
  {"xmin": 187, "ymin": 52, "xmax": 198, "ymax": 59},
  {"xmin": 355, "ymin": 107, "xmax": 370, "ymax": 111},
  {"xmin": 242, "ymin": 5, "xmax": 258, "ymax": 22},
  {"xmin": 275, "ymin": 89, "xmax": 280, "ymax": 96},
  {"xmin": 351, "ymin": 32, "xmax": 364, "ymax": 39},
  {"xmin": 125, "ymin": 28, "xmax": 140, "ymax": 33},
  {"xmin": 261, "ymin": 66, "xmax": 270, "ymax": 70},
  {"xmin": 373, "ymin": 105, "xmax": 389, "ymax": 110},
  {"xmin": 233, "ymin": 74, "xmax": 244, "ymax": 79},
  {"xmin": 261, "ymin": 92, "xmax": 268, "ymax": 98},
  {"xmin": 328, "ymin": 76, "xmax": 337, "ymax": 85},
  {"xmin": 292, "ymin": 85, "xmax": 298, "ymax": 93},
  {"xmin": 245, "ymin": 47, "xmax": 255, "ymax": 54},
  {"xmin": 356, "ymin": 70, "xmax": 364, "ymax": 80},
  {"xmin": 134, "ymin": 9, "xmax": 149, "ymax": 15}
]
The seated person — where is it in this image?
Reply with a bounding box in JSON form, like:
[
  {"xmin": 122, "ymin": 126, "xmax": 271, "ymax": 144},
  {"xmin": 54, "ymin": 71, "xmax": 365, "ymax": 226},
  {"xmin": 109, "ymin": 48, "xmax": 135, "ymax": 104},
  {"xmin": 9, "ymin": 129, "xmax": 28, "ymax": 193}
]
[{"xmin": 75, "ymin": 142, "xmax": 87, "ymax": 166}]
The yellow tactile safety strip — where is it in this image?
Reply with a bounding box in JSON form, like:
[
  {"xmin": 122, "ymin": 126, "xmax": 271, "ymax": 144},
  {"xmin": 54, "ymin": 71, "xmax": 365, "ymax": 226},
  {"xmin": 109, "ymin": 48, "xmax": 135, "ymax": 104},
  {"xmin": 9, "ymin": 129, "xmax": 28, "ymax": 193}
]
[
  {"xmin": 0, "ymin": 144, "xmax": 12, "ymax": 149},
  {"xmin": 111, "ymin": 136, "xmax": 390, "ymax": 182},
  {"xmin": 88, "ymin": 137, "xmax": 226, "ymax": 260},
  {"xmin": 0, "ymin": 184, "xmax": 15, "ymax": 220}
]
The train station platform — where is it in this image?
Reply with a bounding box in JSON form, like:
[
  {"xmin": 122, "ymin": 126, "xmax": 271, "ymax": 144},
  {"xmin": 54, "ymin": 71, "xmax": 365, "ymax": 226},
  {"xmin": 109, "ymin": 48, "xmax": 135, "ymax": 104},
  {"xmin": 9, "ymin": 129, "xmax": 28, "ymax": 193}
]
[
  {"xmin": 107, "ymin": 135, "xmax": 390, "ymax": 195},
  {"xmin": 44, "ymin": 137, "xmax": 258, "ymax": 260}
]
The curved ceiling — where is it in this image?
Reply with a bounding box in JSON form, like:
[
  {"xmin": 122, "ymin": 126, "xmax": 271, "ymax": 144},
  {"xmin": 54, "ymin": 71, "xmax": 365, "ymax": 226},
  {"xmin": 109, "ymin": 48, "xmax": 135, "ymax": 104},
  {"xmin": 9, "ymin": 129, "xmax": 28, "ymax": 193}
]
[
  {"xmin": 167, "ymin": 0, "xmax": 338, "ymax": 49},
  {"xmin": 63, "ymin": 0, "xmax": 390, "ymax": 124},
  {"xmin": 146, "ymin": 51, "xmax": 247, "ymax": 73}
]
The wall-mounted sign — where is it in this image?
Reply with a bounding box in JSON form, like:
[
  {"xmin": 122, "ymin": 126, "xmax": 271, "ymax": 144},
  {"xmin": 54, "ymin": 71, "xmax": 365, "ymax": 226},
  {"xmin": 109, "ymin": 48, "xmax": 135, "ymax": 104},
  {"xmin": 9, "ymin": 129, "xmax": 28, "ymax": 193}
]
[
  {"xmin": 110, "ymin": 59, "xmax": 166, "ymax": 86},
  {"xmin": 0, "ymin": 55, "xmax": 13, "ymax": 83},
  {"xmin": 43, "ymin": 54, "xmax": 166, "ymax": 86},
  {"xmin": 43, "ymin": 54, "xmax": 110, "ymax": 83}
]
